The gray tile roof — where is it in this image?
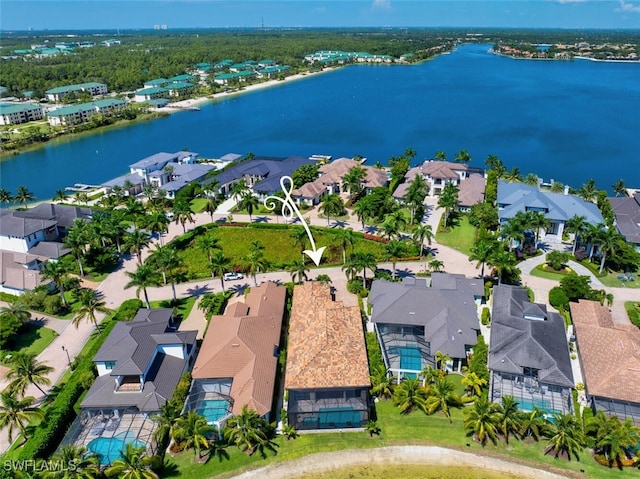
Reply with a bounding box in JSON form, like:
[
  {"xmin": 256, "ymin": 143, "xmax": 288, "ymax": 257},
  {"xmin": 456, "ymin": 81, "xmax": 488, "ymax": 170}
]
[
  {"xmin": 608, "ymin": 194, "xmax": 640, "ymax": 244},
  {"xmin": 128, "ymin": 151, "xmax": 197, "ymax": 170},
  {"xmin": 0, "ymin": 209, "xmax": 57, "ymax": 238},
  {"xmin": 497, "ymin": 180, "xmax": 603, "ymax": 225},
  {"xmin": 369, "ymin": 275, "xmax": 480, "ymax": 359},
  {"xmin": 28, "ymin": 241, "xmax": 70, "ymax": 259},
  {"xmin": 488, "ymin": 285, "xmax": 574, "ymax": 388},
  {"xmin": 215, "ymin": 155, "xmax": 314, "ymax": 193},
  {"xmin": 161, "ymin": 163, "xmax": 215, "ymax": 192},
  {"xmin": 14, "ymin": 203, "xmax": 92, "ymax": 229}
]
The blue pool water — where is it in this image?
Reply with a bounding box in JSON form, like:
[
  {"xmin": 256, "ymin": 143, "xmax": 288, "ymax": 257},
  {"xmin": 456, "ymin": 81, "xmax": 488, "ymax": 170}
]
[
  {"xmin": 196, "ymin": 399, "xmax": 230, "ymax": 423},
  {"xmin": 87, "ymin": 432, "xmax": 145, "ymax": 465},
  {"xmin": 518, "ymin": 398, "xmax": 563, "ymax": 416},
  {"xmin": 318, "ymin": 407, "xmax": 362, "ymax": 428},
  {"xmin": 398, "ymin": 346, "xmax": 423, "ymax": 372}
]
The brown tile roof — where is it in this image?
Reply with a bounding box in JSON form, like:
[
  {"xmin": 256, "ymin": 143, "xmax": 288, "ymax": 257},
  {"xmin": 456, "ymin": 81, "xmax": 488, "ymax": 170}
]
[
  {"xmin": 192, "ymin": 282, "xmax": 286, "ymax": 416},
  {"xmin": 458, "ymin": 173, "xmax": 486, "ymax": 207},
  {"xmin": 570, "ymin": 300, "xmax": 640, "ymax": 403},
  {"xmin": 421, "ymin": 160, "xmax": 467, "ymax": 179},
  {"xmin": 285, "ymin": 282, "xmax": 370, "ymax": 390}
]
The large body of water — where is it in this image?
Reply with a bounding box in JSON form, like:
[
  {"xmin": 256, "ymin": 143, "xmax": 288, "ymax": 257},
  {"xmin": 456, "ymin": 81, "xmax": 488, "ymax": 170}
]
[{"xmin": 2, "ymin": 43, "xmax": 639, "ymax": 200}]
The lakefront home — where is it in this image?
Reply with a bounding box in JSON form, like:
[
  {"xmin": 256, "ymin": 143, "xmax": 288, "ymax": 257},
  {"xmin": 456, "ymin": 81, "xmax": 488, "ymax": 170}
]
[
  {"xmin": 488, "ymin": 285, "xmax": 574, "ymax": 414},
  {"xmin": 570, "ymin": 300, "xmax": 640, "ymax": 424},
  {"xmin": 46, "ymin": 99, "xmax": 126, "ymax": 127},
  {"xmin": 45, "ymin": 82, "xmax": 108, "ymax": 102},
  {"xmin": 608, "ymin": 193, "xmax": 640, "ymax": 252},
  {"xmin": 369, "ymin": 275, "xmax": 482, "ymax": 380},
  {"xmin": 285, "ymin": 282, "xmax": 370, "ymax": 431},
  {"xmin": 0, "ymin": 103, "xmax": 45, "ymax": 125}
]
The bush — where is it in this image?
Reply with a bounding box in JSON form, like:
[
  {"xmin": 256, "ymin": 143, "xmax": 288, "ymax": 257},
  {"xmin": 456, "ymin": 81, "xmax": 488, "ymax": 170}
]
[
  {"xmin": 546, "ymin": 251, "xmax": 570, "ymax": 271},
  {"xmin": 43, "ymin": 295, "xmax": 64, "ymax": 315},
  {"xmin": 549, "ymin": 287, "xmax": 569, "ymax": 310},
  {"xmin": 481, "ymin": 308, "xmax": 491, "ymax": 326},
  {"xmin": 199, "ymin": 291, "xmax": 232, "ymax": 319},
  {"xmin": 468, "ymin": 335, "xmax": 489, "ymax": 383},
  {"xmin": 113, "ymin": 298, "xmax": 143, "ymax": 321},
  {"xmin": 347, "ymin": 279, "xmax": 365, "ymax": 296},
  {"xmin": 484, "ymin": 280, "xmax": 493, "ymax": 300}
]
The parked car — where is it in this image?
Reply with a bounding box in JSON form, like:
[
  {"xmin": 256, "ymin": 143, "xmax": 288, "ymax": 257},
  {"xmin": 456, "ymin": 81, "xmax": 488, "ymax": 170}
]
[{"xmin": 223, "ymin": 272, "xmax": 244, "ymax": 281}]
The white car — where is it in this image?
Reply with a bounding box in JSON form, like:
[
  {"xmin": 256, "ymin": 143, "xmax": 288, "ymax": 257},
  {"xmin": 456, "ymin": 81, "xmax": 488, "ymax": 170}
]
[{"xmin": 223, "ymin": 272, "xmax": 244, "ymax": 281}]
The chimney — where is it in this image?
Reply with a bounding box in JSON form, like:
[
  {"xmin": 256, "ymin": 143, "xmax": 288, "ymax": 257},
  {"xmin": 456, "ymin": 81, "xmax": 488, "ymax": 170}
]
[{"xmin": 563, "ymin": 185, "xmax": 569, "ymax": 195}]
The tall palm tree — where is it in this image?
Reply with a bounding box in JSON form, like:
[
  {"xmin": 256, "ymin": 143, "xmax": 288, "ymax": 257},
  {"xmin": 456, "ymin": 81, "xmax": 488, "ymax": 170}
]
[
  {"xmin": 0, "ymin": 392, "xmax": 43, "ymax": 443},
  {"xmin": 565, "ymin": 215, "xmax": 588, "ymax": 254},
  {"xmin": 550, "ymin": 181, "xmax": 565, "ymax": 193},
  {"xmin": 461, "ymin": 372, "xmax": 487, "ymax": 397},
  {"xmin": 104, "ymin": 443, "xmax": 158, "ymax": 479},
  {"xmin": 487, "ymin": 249, "xmax": 520, "ymax": 285},
  {"xmin": 588, "ymin": 412, "xmax": 640, "ymax": 468},
  {"xmin": 245, "ymin": 249, "xmax": 267, "ymax": 287},
  {"xmin": 0, "ymin": 188, "xmax": 13, "ymax": 207},
  {"xmin": 143, "ymin": 210, "xmax": 169, "ymax": 245},
  {"xmin": 124, "ymin": 228, "xmax": 151, "ymax": 265},
  {"xmin": 353, "ymin": 198, "xmax": 374, "ymax": 230},
  {"xmin": 597, "ymin": 226, "xmax": 621, "ymax": 274},
  {"xmin": 237, "ymin": 192, "xmax": 260, "ymax": 222},
  {"xmin": 173, "ymin": 200, "xmax": 195, "ymax": 233},
  {"xmin": 385, "ymin": 240, "xmax": 406, "ymax": 280},
  {"xmin": 195, "ymin": 232, "xmax": 221, "ymax": 265},
  {"xmin": 210, "ymin": 251, "xmax": 231, "ymax": 292},
  {"xmin": 319, "ymin": 193, "xmax": 344, "ymax": 226},
  {"xmin": 125, "ymin": 264, "xmax": 161, "ymax": 309},
  {"xmin": 43, "ymin": 444, "xmax": 101, "ymax": 479},
  {"xmin": 40, "ymin": 260, "xmax": 71, "ymax": 306},
  {"xmin": 231, "ymin": 179, "xmax": 250, "ymax": 202},
  {"xmin": 64, "ymin": 219, "xmax": 90, "ymax": 276},
  {"xmin": 332, "ymin": 228, "xmax": 356, "ymax": 265},
  {"xmin": 370, "ymin": 366, "xmax": 395, "ymax": 400},
  {"xmin": 496, "ymin": 395, "xmax": 521, "ymax": 444},
  {"xmin": 73, "ymin": 289, "xmax": 109, "ymax": 331},
  {"xmin": 342, "ymin": 165, "xmax": 367, "ymax": 202},
  {"xmin": 504, "ymin": 167, "xmax": 522, "ymax": 183},
  {"xmin": 172, "ymin": 411, "xmax": 214, "ymax": 459},
  {"xmin": 501, "ymin": 214, "xmax": 527, "ymax": 251},
  {"xmin": 412, "ymin": 224, "xmax": 433, "ymax": 257},
  {"xmin": 469, "ymin": 238, "xmax": 495, "ymax": 278},
  {"xmin": 203, "ymin": 194, "xmax": 220, "ymax": 221},
  {"xmin": 518, "ymin": 407, "xmax": 551, "ymax": 441},
  {"xmin": 123, "ymin": 197, "xmax": 146, "ymax": 228},
  {"xmin": 52, "ymin": 189, "xmax": 67, "ymax": 203},
  {"xmin": 454, "ymin": 149, "xmax": 472, "ymax": 163},
  {"xmin": 348, "ymin": 251, "xmax": 377, "ymax": 290},
  {"xmin": 434, "ymin": 150, "xmax": 447, "ymax": 161},
  {"xmin": 523, "ymin": 173, "xmax": 539, "ymax": 186},
  {"xmin": 579, "ymin": 178, "xmax": 598, "ymax": 203},
  {"xmin": 437, "ymin": 183, "xmax": 459, "ymax": 228},
  {"xmin": 404, "ymin": 175, "xmax": 429, "ymax": 225},
  {"xmin": 14, "ymin": 185, "xmax": 35, "ymax": 209},
  {"xmin": 6, "ymin": 351, "xmax": 53, "ymax": 396},
  {"xmin": 289, "ymin": 227, "xmax": 309, "ymax": 262},
  {"xmin": 0, "ymin": 301, "xmax": 32, "ymax": 324},
  {"xmin": 612, "ymin": 179, "xmax": 627, "ymax": 197},
  {"xmin": 425, "ymin": 376, "xmax": 462, "ymax": 423},
  {"xmin": 223, "ymin": 405, "xmax": 276, "ymax": 457},
  {"xmin": 150, "ymin": 245, "xmax": 182, "ymax": 302},
  {"xmin": 435, "ymin": 350, "xmax": 451, "ymax": 372},
  {"xmin": 544, "ymin": 413, "xmax": 585, "ymax": 461},
  {"xmin": 529, "ymin": 211, "xmax": 550, "ymax": 247},
  {"xmin": 288, "ymin": 259, "xmax": 310, "ymax": 285},
  {"xmin": 392, "ymin": 377, "xmax": 428, "ymax": 414},
  {"xmin": 152, "ymin": 401, "xmax": 181, "ymax": 449},
  {"xmin": 463, "ymin": 395, "xmax": 501, "ymax": 446}
]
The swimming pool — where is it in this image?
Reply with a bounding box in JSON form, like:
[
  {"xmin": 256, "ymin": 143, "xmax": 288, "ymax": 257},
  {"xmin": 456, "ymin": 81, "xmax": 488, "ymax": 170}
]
[
  {"xmin": 392, "ymin": 345, "xmax": 423, "ymax": 377},
  {"xmin": 87, "ymin": 432, "xmax": 146, "ymax": 465},
  {"xmin": 196, "ymin": 399, "xmax": 230, "ymax": 424}
]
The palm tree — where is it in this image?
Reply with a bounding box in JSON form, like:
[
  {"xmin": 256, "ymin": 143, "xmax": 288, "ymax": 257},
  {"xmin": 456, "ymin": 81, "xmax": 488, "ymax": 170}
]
[
  {"xmin": 524, "ymin": 173, "xmax": 539, "ymax": 186},
  {"xmin": 434, "ymin": 150, "xmax": 447, "ymax": 161},
  {"xmin": 150, "ymin": 245, "xmax": 182, "ymax": 302},
  {"xmin": 504, "ymin": 167, "xmax": 522, "ymax": 183},
  {"xmin": 454, "ymin": 149, "xmax": 472, "ymax": 163},
  {"xmin": 172, "ymin": 411, "xmax": 214, "ymax": 459},
  {"xmin": 143, "ymin": 210, "xmax": 169, "ymax": 245},
  {"xmin": 123, "ymin": 197, "xmax": 145, "ymax": 228},
  {"xmin": 0, "ymin": 392, "xmax": 43, "ymax": 443},
  {"xmin": 425, "ymin": 376, "xmax": 462, "ymax": 423},
  {"xmin": 64, "ymin": 219, "xmax": 90, "ymax": 276},
  {"xmin": 289, "ymin": 227, "xmax": 308, "ymax": 262},
  {"xmin": 612, "ymin": 179, "xmax": 627, "ymax": 197},
  {"xmin": 104, "ymin": 443, "xmax": 158, "ymax": 479},
  {"xmin": 43, "ymin": 444, "xmax": 101, "ymax": 479},
  {"xmin": 6, "ymin": 352, "xmax": 53, "ymax": 396},
  {"xmin": 237, "ymin": 192, "xmax": 260, "ymax": 222},
  {"xmin": 412, "ymin": 224, "xmax": 433, "ymax": 257},
  {"xmin": 203, "ymin": 194, "xmax": 220, "ymax": 221},
  {"xmin": 231, "ymin": 179, "xmax": 249, "ymax": 202},
  {"xmin": 437, "ymin": 183, "xmax": 459, "ymax": 228},
  {"xmin": 319, "ymin": 193, "xmax": 344, "ymax": 225},
  {"xmin": 342, "ymin": 165, "xmax": 367, "ymax": 202},
  {"xmin": 519, "ymin": 407, "xmax": 551, "ymax": 441},
  {"xmin": 469, "ymin": 239, "xmax": 495, "ymax": 278},
  {"xmin": 405, "ymin": 175, "xmax": 429, "ymax": 225},
  {"xmin": 544, "ymin": 413, "xmax": 585, "ymax": 461},
  {"xmin": 365, "ymin": 420, "xmax": 381, "ymax": 437},
  {"xmin": 461, "ymin": 372, "xmax": 487, "ymax": 397},
  {"xmin": 0, "ymin": 188, "xmax": 13, "ymax": 207},
  {"xmin": 73, "ymin": 289, "xmax": 108, "ymax": 331},
  {"xmin": 501, "ymin": 215, "xmax": 527, "ymax": 251},
  {"xmin": 550, "ymin": 181, "xmax": 565, "ymax": 193},
  {"xmin": 245, "ymin": 249, "xmax": 267, "ymax": 287},
  {"xmin": 485, "ymin": 154, "xmax": 504, "ymax": 175},
  {"xmin": 565, "ymin": 214, "xmax": 588, "ymax": 254},
  {"xmin": 40, "ymin": 260, "xmax": 71, "ymax": 306},
  {"xmin": 463, "ymin": 395, "xmax": 501, "ymax": 446},
  {"xmin": 210, "ymin": 250, "xmax": 232, "ymax": 291},
  {"xmin": 588, "ymin": 413, "xmax": 640, "ymax": 468},
  {"xmin": 125, "ymin": 264, "xmax": 160, "ymax": 309},
  {"xmin": 0, "ymin": 301, "xmax": 32, "ymax": 324},
  {"xmin": 152, "ymin": 401, "xmax": 181, "ymax": 449},
  {"xmin": 52, "ymin": 189, "xmax": 67, "ymax": 203},
  {"xmin": 14, "ymin": 185, "xmax": 35, "ymax": 209},
  {"xmin": 195, "ymin": 232, "xmax": 221, "ymax": 265},
  {"xmin": 597, "ymin": 226, "xmax": 620, "ymax": 274},
  {"xmin": 529, "ymin": 211, "xmax": 550, "ymax": 247},
  {"xmin": 392, "ymin": 377, "xmax": 428, "ymax": 414},
  {"xmin": 333, "ymin": 228, "xmax": 356, "ymax": 265},
  {"xmin": 579, "ymin": 178, "xmax": 598, "ymax": 203},
  {"xmin": 348, "ymin": 251, "xmax": 377, "ymax": 289},
  {"xmin": 281, "ymin": 424, "xmax": 298, "ymax": 441},
  {"xmin": 370, "ymin": 366, "xmax": 395, "ymax": 400},
  {"xmin": 385, "ymin": 240, "xmax": 406, "ymax": 280},
  {"xmin": 173, "ymin": 200, "xmax": 195, "ymax": 233},
  {"xmin": 429, "ymin": 258, "xmax": 444, "ymax": 273},
  {"xmin": 435, "ymin": 350, "xmax": 451, "ymax": 372},
  {"xmin": 420, "ymin": 365, "xmax": 442, "ymax": 386},
  {"xmin": 288, "ymin": 259, "xmax": 310, "ymax": 284},
  {"xmin": 353, "ymin": 198, "xmax": 374, "ymax": 230},
  {"xmin": 496, "ymin": 395, "xmax": 521, "ymax": 444},
  {"xmin": 124, "ymin": 228, "xmax": 151, "ymax": 265},
  {"xmin": 223, "ymin": 405, "xmax": 277, "ymax": 457},
  {"xmin": 487, "ymin": 249, "xmax": 520, "ymax": 285}
]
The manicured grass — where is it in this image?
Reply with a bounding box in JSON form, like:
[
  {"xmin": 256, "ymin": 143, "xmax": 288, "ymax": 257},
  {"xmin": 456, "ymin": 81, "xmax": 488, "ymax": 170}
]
[
  {"xmin": 167, "ymin": 399, "xmax": 640, "ymax": 479},
  {"xmin": 0, "ymin": 324, "xmax": 58, "ymax": 360},
  {"xmin": 529, "ymin": 264, "xmax": 574, "ymax": 282},
  {"xmin": 149, "ymin": 296, "xmax": 196, "ymax": 322},
  {"xmin": 173, "ymin": 225, "xmax": 389, "ymax": 280},
  {"xmin": 598, "ymin": 271, "xmax": 640, "ymax": 288},
  {"xmin": 625, "ymin": 301, "xmax": 640, "ymax": 329},
  {"xmin": 435, "ymin": 215, "xmax": 476, "ymax": 256},
  {"xmin": 190, "ymin": 198, "xmax": 208, "ymax": 213}
]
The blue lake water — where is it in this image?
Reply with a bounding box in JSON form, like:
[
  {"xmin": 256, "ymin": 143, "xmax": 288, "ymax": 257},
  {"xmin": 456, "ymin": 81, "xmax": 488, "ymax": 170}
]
[{"xmin": 2, "ymin": 43, "xmax": 639, "ymax": 199}]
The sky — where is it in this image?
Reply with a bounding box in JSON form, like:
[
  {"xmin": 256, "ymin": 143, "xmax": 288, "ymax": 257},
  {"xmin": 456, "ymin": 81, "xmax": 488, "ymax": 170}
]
[{"xmin": 1, "ymin": 0, "xmax": 640, "ymax": 31}]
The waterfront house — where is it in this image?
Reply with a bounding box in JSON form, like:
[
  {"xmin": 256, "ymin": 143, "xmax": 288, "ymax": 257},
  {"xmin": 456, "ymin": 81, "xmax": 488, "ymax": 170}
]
[
  {"xmin": 285, "ymin": 282, "xmax": 370, "ymax": 431},
  {"xmin": 47, "ymin": 99, "xmax": 126, "ymax": 127},
  {"xmin": 497, "ymin": 180, "xmax": 603, "ymax": 244},
  {"xmin": 292, "ymin": 157, "xmax": 388, "ymax": 206},
  {"xmin": 488, "ymin": 284, "xmax": 574, "ymax": 414},
  {"xmin": 608, "ymin": 194, "xmax": 640, "ymax": 252},
  {"xmin": 570, "ymin": 300, "xmax": 640, "ymax": 424},
  {"xmin": 369, "ymin": 275, "xmax": 482, "ymax": 380},
  {"xmin": 0, "ymin": 103, "xmax": 45, "ymax": 125},
  {"xmin": 59, "ymin": 308, "xmax": 197, "ymax": 465},
  {"xmin": 45, "ymin": 82, "xmax": 108, "ymax": 102},
  {"xmin": 188, "ymin": 282, "xmax": 286, "ymax": 431},
  {"xmin": 457, "ymin": 173, "xmax": 486, "ymax": 211},
  {"xmin": 419, "ymin": 160, "xmax": 468, "ymax": 197},
  {"xmin": 134, "ymin": 87, "xmax": 169, "ymax": 103}
]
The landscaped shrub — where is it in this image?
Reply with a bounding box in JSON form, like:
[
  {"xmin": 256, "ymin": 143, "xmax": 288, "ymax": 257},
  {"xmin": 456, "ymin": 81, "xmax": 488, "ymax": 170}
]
[
  {"xmin": 484, "ymin": 281, "xmax": 493, "ymax": 300},
  {"xmin": 347, "ymin": 279, "xmax": 365, "ymax": 296},
  {"xmin": 172, "ymin": 372, "xmax": 192, "ymax": 409},
  {"xmin": 199, "ymin": 291, "xmax": 232, "ymax": 319},
  {"xmin": 546, "ymin": 250, "xmax": 570, "ymax": 271},
  {"xmin": 481, "ymin": 308, "xmax": 491, "ymax": 326},
  {"xmin": 113, "ymin": 298, "xmax": 143, "ymax": 321},
  {"xmin": 468, "ymin": 335, "xmax": 489, "ymax": 383},
  {"xmin": 549, "ymin": 287, "xmax": 569, "ymax": 310},
  {"xmin": 365, "ymin": 331, "xmax": 384, "ymax": 373}
]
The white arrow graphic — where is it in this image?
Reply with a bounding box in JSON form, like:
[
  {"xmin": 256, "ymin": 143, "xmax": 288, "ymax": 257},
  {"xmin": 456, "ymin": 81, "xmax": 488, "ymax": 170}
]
[{"xmin": 264, "ymin": 176, "xmax": 326, "ymax": 266}]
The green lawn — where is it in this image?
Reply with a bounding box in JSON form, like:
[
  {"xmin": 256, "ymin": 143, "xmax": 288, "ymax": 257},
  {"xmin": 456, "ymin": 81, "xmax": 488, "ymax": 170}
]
[
  {"xmin": 149, "ymin": 296, "xmax": 196, "ymax": 323},
  {"xmin": 0, "ymin": 324, "xmax": 58, "ymax": 361},
  {"xmin": 529, "ymin": 264, "xmax": 574, "ymax": 282},
  {"xmin": 167, "ymin": 399, "xmax": 640, "ymax": 479},
  {"xmin": 598, "ymin": 271, "xmax": 640, "ymax": 288},
  {"xmin": 625, "ymin": 302, "xmax": 640, "ymax": 328},
  {"xmin": 173, "ymin": 225, "xmax": 389, "ymax": 280},
  {"xmin": 435, "ymin": 215, "xmax": 476, "ymax": 256}
]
